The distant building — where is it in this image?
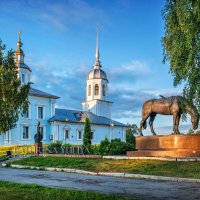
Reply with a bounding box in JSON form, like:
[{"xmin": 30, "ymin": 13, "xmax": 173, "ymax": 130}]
[{"xmin": 0, "ymin": 31, "xmax": 126, "ymax": 146}]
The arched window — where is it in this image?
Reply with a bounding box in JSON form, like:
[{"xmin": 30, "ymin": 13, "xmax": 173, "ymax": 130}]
[
  {"xmin": 94, "ymin": 84, "xmax": 99, "ymax": 95},
  {"xmin": 102, "ymin": 84, "xmax": 106, "ymax": 96},
  {"xmin": 88, "ymin": 85, "xmax": 91, "ymax": 96}
]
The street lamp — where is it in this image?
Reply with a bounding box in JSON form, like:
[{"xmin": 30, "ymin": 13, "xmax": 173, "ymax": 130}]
[{"xmin": 110, "ymin": 121, "xmax": 114, "ymax": 141}]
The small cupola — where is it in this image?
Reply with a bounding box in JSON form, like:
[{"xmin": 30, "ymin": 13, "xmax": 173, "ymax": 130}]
[
  {"xmin": 15, "ymin": 32, "xmax": 25, "ymax": 64},
  {"xmin": 14, "ymin": 32, "xmax": 31, "ymax": 84}
]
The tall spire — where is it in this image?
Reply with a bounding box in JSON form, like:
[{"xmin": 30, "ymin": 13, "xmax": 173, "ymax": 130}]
[
  {"xmin": 17, "ymin": 32, "xmax": 23, "ymax": 48},
  {"xmin": 95, "ymin": 26, "xmax": 99, "ymax": 61},
  {"xmin": 94, "ymin": 26, "xmax": 101, "ymax": 69}
]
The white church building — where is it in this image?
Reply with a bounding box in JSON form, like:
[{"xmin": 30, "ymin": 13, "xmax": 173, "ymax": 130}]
[{"xmin": 0, "ymin": 32, "xmax": 126, "ymax": 146}]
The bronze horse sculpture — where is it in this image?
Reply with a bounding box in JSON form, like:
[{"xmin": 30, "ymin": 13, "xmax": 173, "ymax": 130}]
[{"xmin": 140, "ymin": 96, "xmax": 199, "ymax": 136}]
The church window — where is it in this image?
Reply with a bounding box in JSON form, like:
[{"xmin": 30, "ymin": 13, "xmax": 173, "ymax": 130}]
[
  {"xmin": 22, "ymin": 126, "xmax": 29, "ymax": 139},
  {"xmin": 91, "ymin": 132, "xmax": 94, "ymax": 140},
  {"xmin": 102, "ymin": 85, "xmax": 106, "ymax": 96},
  {"xmin": 38, "ymin": 106, "xmax": 44, "ymax": 119},
  {"xmin": 88, "ymin": 85, "xmax": 91, "ymax": 96},
  {"xmin": 23, "ymin": 108, "xmax": 29, "ymax": 118},
  {"xmin": 77, "ymin": 130, "xmax": 82, "ymax": 140},
  {"xmin": 21, "ymin": 74, "xmax": 25, "ymax": 84},
  {"xmin": 65, "ymin": 130, "xmax": 69, "ymax": 140},
  {"xmin": 94, "ymin": 84, "xmax": 99, "ymax": 95}
]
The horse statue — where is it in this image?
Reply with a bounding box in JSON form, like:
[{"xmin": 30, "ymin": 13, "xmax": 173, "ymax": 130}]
[{"xmin": 139, "ymin": 96, "xmax": 199, "ymax": 136}]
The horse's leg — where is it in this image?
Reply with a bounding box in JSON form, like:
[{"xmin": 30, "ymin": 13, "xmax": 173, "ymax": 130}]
[
  {"xmin": 173, "ymin": 113, "xmax": 179, "ymax": 134},
  {"xmin": 175, "ymin": 113, "xmax": 181, "ymax": 134},
  {"xmin": 140, "ymin": 113, "xmax": 150, "ymax": 136},
  {"xmin": 149, "ymin": 113, "xmax": 157, "ymax": 135},
  {"xmin": 139, "ymin": 119, "xmax": 144, "ymax": 136}
]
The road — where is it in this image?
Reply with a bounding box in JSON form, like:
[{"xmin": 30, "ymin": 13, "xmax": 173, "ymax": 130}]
[{"xmin": 0, "ymin": 167, "xmax": 199, "ymax": 200}]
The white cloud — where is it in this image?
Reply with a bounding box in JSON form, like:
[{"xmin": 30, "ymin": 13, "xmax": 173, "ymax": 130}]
[{"xmin": 0, "ymin": 0, "xmax": 108, "ymax": 30}]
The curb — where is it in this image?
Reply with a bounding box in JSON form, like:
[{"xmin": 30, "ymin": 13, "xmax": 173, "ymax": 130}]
[{"xmin": 2, "ymin": 163, "xmax": 200, "ymax": 184}]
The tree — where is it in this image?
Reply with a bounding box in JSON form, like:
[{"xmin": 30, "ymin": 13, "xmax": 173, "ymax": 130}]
[
  {"xmin": 83, "ymin": 117, "xmax": 92, "ymax": 148},
  {"xmin": 126, "ymin": 124, "xmax": 139, "ymax": 144},
  {"xmin": 162, "ymin": 0, "xmax": 200, "ymax": 112},
  {"xmin": 0, "ymin": 40, "xmax": 30, "ymax": 134}
]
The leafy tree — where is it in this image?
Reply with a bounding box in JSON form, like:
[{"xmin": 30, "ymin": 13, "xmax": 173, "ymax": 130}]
[
  {"xmin": 0, "ymin": 40, "xmax": 30, "ymax": 134},
  {"xmin": 162, "ymin": 0, "xmax": 200, "ymax": 112},
  {"xmin": 83, "ymin": 117, "xmax": 92, "ymax": 148},
  {"xmin": 126, "ymin": 124, "xmax": 139, "ymax": 144}
]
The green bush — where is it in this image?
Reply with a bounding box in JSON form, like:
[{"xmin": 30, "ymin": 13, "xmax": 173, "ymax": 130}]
[
  {"xmin": 99, "ymin": 137, "xmax": 111, "ymax": 155},
  {"xmin": 97, "ymin": 138, "xmax": 134, "ymax": 155},
  {"xmin": 110, "ymin": 139, "xmax": 134, "ymax": 155},
  {"xmin": 46, "ymin": 139, "xmax": 134, "ymax": 156},
  {"xmin": 47, "ymin": 141, "xmax": 62, "ymax": 154},
  {"xmin": 90, "ymin": 145, "xmax": 100, "ymax": 155}
]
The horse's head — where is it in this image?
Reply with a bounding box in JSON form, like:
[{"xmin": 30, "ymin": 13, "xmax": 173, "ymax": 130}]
[{"xmin": 192, "ymin": 113, "xmax": 199, "ymax": 130}]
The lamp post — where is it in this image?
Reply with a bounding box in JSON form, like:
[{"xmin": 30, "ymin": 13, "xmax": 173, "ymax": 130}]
[{"xmin": 110, "ymin": 121, "xmax": 114, "ymax": 141}]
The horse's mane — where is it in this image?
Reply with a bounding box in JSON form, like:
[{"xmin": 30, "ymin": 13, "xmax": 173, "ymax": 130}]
[{"xmin": 179, "ymin": 96, "xmax": 199, "ymax": 120}]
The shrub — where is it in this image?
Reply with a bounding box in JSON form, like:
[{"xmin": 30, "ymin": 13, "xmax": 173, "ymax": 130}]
[
  {"xmin": 90, "ymin": 145, "xmax": 100, "ymax": 155},
  {"xmin": 47, "ymin": 141, "xmax": 62, "ymax": 154},
  {"xmin": 98, "ymin": 138, "xmax": 135, "ymax": 155},
  {"xmin": 99, "ymin": 137, "xmax": 111, "ymax": 155},
  {"xmin": 110, "ymin": 139, "xmax": 134, "ymax": 155}
]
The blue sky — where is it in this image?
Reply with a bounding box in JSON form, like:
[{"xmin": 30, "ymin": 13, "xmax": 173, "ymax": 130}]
[{"xmin": 0, "ymin": 0, "xmax": 193, "ymax": 134}]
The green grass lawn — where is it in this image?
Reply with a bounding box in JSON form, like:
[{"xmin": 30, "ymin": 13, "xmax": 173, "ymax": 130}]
[
  {"xmin": 11, "ymin": 156, "xmax": 200, "ymax": 179},
  {"xmin": 0, "ymin": 181, "xmax": 134, "ymax": 200}
]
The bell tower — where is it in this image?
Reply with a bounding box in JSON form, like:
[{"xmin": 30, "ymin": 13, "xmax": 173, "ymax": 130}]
[
  {"xmin": 82, "ymin": 28, "xmax": 113, "ymax": 118},
  {"xmin": 14, "ymin": 32, "xmax": 31, "ymax": 85}
]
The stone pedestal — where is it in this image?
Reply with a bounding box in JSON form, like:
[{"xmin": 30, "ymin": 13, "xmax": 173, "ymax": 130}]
[
  {"xmin": 34, "ymin": 142, "xmax": 43, "ymax": 156},
  {"xmin": 127, "ymin": 135, "xmax": 200, "ymax": 158}
]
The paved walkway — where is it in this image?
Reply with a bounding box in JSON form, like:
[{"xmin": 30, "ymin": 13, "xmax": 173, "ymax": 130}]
[{"xmin": 0, "ymin": 167, "xmax": 200, "ymax": 200}]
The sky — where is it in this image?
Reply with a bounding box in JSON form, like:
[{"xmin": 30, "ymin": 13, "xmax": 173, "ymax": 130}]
[{"xmin": 0, "ymin": 0, "xmax": 195, "ymax": 134}]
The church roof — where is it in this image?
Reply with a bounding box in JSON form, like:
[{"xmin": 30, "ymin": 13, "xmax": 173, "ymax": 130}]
[
  {"xmin": 29, "ymin": 87, "xmax": 59, "ymax": 99},
  {"xmin": 49, "ymin": 108, "xmax": 127, "ymax": 127},
  {"xmin": 18, "ymin": 63, "xmax": 32, "ymax": 72}
]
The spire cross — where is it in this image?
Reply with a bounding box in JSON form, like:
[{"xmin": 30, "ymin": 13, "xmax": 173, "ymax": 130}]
[
  {"xmin": 17, "ymin": 31, "xmax": 23, "ymax": 48},
  {"xmin": 18, "ymin": 32, "xmax": 21, "ymax": 42}
]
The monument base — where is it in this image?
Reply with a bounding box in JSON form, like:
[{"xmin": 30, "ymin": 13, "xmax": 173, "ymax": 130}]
[
  {"xmin": 127, "ymin": 135, "xmax": 200, "ymax": 158},
  {"xmin": 34, "ymin": 142, "xmax": 43, "ymax": 156}
]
